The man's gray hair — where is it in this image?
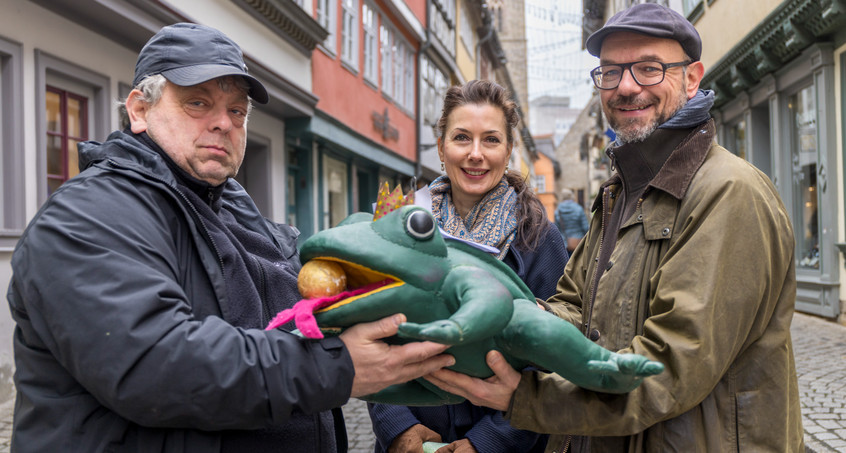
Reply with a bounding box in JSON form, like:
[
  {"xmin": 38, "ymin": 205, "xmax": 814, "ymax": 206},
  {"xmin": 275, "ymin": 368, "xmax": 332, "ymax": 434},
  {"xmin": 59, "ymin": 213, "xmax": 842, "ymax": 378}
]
[{"xmin": 117, "ymin": 74, "xmax": 253, "ymax": 129}]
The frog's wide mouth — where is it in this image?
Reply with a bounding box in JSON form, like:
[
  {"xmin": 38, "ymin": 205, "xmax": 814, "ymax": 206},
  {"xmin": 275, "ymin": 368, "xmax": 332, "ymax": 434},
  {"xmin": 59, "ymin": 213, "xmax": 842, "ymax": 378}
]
[{"xmin": 307, "ymin": 257, "xmax": 404, "ymax": 313}]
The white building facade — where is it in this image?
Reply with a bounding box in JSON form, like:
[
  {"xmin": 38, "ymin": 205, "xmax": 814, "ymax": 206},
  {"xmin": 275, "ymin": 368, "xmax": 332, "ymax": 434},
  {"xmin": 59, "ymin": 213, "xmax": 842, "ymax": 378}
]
[{"xmin": 0, "ymin": 0, "xmax": 326, "ymax": 402}]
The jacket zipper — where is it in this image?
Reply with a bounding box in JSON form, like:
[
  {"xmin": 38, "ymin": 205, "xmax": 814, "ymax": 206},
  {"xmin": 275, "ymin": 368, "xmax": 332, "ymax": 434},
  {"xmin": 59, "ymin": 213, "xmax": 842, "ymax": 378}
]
[
  {"xmin": 584, "ymin": 185, "xmax": 612, "ymax": 335},
  {"xmin": 556, "ymin": 434, "xmax": 572, "ymax": 453}
]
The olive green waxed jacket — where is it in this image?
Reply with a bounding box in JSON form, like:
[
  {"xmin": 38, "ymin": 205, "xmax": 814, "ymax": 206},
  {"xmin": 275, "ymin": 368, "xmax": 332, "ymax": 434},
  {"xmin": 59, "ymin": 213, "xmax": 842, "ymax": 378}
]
[{"xmin": 508, "ymin": 121, "xmax": 804, "ymax": 452}]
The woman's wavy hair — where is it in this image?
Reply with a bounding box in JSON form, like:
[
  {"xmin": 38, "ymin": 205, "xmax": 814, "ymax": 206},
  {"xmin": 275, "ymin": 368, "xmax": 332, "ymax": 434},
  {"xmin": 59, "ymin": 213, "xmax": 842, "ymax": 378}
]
[{"xmin": 436, "ymin": 80, "xmax": 548, "ymax": 252}]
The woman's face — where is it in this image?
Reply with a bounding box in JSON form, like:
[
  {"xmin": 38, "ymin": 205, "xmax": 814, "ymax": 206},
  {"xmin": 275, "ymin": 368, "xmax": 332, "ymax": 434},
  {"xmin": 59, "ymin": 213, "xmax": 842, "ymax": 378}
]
[{"xmin": 438, "ymin": 103, "xmax": 511, "ymax": 216}]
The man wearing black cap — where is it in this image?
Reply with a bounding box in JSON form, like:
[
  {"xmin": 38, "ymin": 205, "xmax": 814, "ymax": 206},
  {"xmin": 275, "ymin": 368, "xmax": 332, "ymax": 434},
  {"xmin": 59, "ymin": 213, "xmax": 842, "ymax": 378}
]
[
  {"xmin": 7, "ymin": 23, "xmax": 453, "ymax": 452},
  {"xmin": 425, "ymin": 4, "xmax": 803, "ymax": 451}
]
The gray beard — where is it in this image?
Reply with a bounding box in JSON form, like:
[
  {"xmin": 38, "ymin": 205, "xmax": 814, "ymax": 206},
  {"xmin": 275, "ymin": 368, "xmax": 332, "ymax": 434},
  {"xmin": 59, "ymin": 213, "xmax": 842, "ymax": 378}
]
[
  {"xmin": 612, "ymin": 116, "xmax": 661, "ymax": 144},
  {"xmin": 610, "ymin": 88, "xmax": 689, "ymax": 144}
]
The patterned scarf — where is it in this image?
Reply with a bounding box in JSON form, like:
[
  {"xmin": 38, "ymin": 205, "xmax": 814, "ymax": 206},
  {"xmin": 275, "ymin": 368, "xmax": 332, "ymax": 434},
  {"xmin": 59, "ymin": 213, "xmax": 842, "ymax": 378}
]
[{"xmin": 429, "ymin": 175, "xmax": 518, "ymax": 259}]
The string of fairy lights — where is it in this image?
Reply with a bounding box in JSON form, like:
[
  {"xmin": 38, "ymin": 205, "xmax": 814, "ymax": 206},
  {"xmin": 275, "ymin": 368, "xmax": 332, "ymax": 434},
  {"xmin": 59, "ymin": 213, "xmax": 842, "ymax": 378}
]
[{"xmin": 526, "ymin": 0, "xmax": 595, "ymax": 106}]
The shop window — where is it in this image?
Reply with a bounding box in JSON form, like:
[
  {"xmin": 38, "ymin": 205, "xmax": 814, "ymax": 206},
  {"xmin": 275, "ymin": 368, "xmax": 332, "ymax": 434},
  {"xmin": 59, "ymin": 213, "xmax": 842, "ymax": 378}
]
[
  {"xmin": 324, "ymin": 155, "xmax": 349, "ymax": 228},
  {"xmin": 788, "ymin": 85, "xmax": 819, "ymax": 270},
  {"xmin": 45, "ymin": 86, "xmax": 88, "ymax": 195},
  {"xmin": 729, "ymin": 119, "xmax": 747, "ymax": 160}
]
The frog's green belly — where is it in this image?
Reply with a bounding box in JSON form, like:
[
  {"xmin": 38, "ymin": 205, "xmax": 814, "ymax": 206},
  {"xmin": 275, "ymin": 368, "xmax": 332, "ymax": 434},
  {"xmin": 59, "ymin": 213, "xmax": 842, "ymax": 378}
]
[{"xmin": 444, "ymin": 341, "xmax": 529, "ymax": 378}]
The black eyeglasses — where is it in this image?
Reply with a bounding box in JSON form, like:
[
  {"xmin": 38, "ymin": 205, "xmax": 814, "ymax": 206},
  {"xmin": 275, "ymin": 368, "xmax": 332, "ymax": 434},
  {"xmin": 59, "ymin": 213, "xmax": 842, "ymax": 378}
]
[{"xmin": 590, "ymin": 60, "xmax": 691, "ymax": 90}]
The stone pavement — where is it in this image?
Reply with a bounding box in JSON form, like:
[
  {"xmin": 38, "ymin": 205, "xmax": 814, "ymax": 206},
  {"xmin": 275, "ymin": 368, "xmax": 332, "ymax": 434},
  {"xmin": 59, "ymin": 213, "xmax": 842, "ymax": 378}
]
[
  {"xmin": 792, "ymin": 312, "xmax": 846, "ymax": 453},
  {"xmin": 0, "ymin": 394, "xmax": 10, "ymax": 453},
  {"xmin": 342, "ymin": 311, "xmax": 846, "ymax": 453},
  {"xmin": 0, "ymin": 311, "xmax": 843, "ymax": 452}
]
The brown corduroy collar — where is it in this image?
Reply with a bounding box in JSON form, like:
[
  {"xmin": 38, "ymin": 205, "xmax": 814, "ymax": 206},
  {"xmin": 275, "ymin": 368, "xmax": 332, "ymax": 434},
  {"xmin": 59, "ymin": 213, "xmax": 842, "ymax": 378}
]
[{"xmin": 591, "ymin": 119, "xmax": 716, "ymax": 212}]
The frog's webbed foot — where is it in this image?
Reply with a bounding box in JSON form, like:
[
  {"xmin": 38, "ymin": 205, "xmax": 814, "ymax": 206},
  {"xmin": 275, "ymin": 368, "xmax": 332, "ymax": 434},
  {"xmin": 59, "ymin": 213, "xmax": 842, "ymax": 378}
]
[
  {"xmin": 398, "ymin": 320, "xmax": 464, "ymax": 345},
  {"xmin": 586, "ymin": 353, "xmax": 664, "ymax": 393}
]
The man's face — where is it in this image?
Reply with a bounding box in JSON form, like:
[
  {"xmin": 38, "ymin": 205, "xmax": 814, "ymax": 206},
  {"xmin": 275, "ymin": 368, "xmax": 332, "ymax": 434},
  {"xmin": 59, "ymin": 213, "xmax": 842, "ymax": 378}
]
[
  {"xmin": 598, "ymin": 32, "xmax": 704, "ymax": 143},
  {"xmin": 129, "ymin": 78, "xmax": 250, "ymax": 186}
]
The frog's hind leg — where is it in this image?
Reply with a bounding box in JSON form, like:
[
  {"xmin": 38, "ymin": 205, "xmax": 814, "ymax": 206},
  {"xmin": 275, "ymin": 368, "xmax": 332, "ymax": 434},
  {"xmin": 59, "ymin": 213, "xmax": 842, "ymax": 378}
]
[
  {"xmin": 495, "ymin": 299, "xmax": 663, "ymax": 394},
  {"xmin": 358, "ymin": 379, "xmax": 466, "ymax": 406}
]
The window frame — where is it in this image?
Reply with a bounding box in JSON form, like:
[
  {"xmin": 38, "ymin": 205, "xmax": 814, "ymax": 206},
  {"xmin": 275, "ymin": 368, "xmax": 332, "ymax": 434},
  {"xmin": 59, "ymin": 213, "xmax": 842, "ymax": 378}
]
[
  {"xmin": 421, "ymin": 55, "xmax": 448, "ymax": 128},
  {"xmin": 340, "ymin": 0, "xmax": 359, "ymax": 71},
  {"xmin": 45, "ymin": 85, "xmax": 89, "ymax": 195},
  {"xmin": 316, "ymin": 0, "xmax": 338, "ymax": 55},
  {"xmin": 380, "ymin": 21, "xmax": 393, "ymax": 97},
  {"xmin": 459, "ymin": 1, "xmax": 476, "ymax": 59},
  {"xmin": 787, "ymin": 83, "xmax": 820, "ymax": 273},
  {"xmin": 0, "ymin": 36, "xmax": 25, "ymax": 247},
  {"xmin": 403, "ymin": 45, "xmax": 415, "ymax": 112},
  {"xmin": 379, "ymin": 18, "xmax": 414, "ymax": 113},
  {"xmin": 362, "ymin": 1, "xmax": 379, "ymax": 84},
  {"xmin": 683, "ymin": 0, "xmax": 704, "ymax": 22},
  {"xmin": 35, "ymin": 50, "xmax": 110, "ymax": 206},
  {"xmin": 429, "ymin": 0, "xmax": 456, "ymax": 57}
]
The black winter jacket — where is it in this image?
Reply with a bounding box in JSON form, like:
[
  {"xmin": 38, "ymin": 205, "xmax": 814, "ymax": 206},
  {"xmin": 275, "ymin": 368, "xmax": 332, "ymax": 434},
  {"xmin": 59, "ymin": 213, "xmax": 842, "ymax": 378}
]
[{"xmin": 7, "ymin": 130, "xmax": 354, "ymax": 452}]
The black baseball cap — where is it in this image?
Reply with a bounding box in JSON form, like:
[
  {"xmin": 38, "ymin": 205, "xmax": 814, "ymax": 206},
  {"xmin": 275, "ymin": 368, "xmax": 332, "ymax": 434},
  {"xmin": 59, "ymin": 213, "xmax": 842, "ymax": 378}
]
[
  {"xmin": 133, "ymin": 23, "xmax": 269, "ymax": 104},
  {"xmin": 585, "ymin": 3, "xmax": 702, "ymax": 62}
]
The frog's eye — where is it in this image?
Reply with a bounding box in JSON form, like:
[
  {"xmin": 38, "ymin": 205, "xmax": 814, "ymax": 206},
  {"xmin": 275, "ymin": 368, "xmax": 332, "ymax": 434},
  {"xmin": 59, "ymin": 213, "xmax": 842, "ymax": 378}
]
[{"xmin": 406, "ymin": 210, "xmax": 435, "ymax": 240}]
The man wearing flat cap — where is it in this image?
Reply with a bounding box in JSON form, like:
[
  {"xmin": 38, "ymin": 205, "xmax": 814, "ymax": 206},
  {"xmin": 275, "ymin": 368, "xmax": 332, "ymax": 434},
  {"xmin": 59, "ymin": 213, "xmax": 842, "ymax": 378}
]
[
  {"xmin": 425, "ymin": 4, "xmax": 803, "ymax": 451},
  {"xmin": 7, "ymin": 23, "xmax": 453, "ymax": 452}
]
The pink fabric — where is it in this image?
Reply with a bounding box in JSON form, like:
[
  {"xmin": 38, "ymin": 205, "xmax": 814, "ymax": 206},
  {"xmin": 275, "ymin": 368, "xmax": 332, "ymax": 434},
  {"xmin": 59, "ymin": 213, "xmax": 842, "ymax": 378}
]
[{"xmin": 265, "ymin": 279, "xmax": 393, "ymax": 338}]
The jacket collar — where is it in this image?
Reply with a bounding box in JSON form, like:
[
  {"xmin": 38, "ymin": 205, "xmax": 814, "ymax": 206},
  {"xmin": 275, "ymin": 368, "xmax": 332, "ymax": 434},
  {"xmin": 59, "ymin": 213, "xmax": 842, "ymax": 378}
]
[
  {"xmin": 591, "ymin": 119, "xmax": 715, "ymax": 212},
  {"xmin": 79, "ymin": 129, "xmax": 226, "ymax": 209}
]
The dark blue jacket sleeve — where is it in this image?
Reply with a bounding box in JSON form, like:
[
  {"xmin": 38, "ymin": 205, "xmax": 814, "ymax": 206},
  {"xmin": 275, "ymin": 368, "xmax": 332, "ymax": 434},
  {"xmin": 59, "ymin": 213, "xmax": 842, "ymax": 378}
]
[
  {"xmin": 367, "ymin": 402, "xmax": 422, "ymax": 452},
  {"xmin": 506, "ymin": 221, "xmax": 569, "ymax": 300},
  {"xmin": 465, "ymin": 410, "xmax": 546, "ymax": 453}
]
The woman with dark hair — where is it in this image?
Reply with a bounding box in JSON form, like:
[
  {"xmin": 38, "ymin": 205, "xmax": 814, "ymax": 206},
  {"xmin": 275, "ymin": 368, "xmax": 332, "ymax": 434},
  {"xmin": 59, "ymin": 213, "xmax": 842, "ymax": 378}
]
[{"xmin": 368, "ymin": 80, "xmax": 568, "ymax": 453}]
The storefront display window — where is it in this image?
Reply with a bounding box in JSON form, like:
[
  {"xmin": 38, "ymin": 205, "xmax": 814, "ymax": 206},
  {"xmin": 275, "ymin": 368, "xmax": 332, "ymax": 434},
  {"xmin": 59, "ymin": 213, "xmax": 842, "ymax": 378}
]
[
  {"xmin": 788, "ymin": 86, "xmax": 819, "ymax": 270},
  {"xmin": 324, "ymin": 156, "xmax": 348, "ymax": 228},
  {"xmin": 729, "ymin": 119, "xmax": 747, "ymax": 160}
]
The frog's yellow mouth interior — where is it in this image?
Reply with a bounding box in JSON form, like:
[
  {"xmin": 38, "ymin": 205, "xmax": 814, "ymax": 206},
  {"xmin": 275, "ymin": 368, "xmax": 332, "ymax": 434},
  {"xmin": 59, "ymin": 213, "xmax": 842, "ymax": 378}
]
[{"xmin": 308, "ymin": 258, "xmax": 404, "ymax": 312}]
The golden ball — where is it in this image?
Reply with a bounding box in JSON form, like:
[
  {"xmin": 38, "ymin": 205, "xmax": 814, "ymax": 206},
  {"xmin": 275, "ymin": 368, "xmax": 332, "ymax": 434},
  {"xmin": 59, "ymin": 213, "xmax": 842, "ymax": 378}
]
[{"xmin": 298, "ymin": 259, "xmax": 347, "ymax": 299}]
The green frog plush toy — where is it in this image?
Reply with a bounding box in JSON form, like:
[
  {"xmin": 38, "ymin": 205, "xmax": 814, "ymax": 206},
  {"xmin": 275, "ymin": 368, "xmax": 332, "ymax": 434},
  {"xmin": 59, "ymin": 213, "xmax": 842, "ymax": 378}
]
[{"xmin": 267, "ymin": 202, "xmax": 663, "ymax": 406}]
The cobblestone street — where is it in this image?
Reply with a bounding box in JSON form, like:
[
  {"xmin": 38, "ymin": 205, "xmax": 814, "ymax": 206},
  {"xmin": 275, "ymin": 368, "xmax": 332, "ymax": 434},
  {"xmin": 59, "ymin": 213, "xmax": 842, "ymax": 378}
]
[
  {"xmin": 0, "ymin": 312, "xmax": 843, "ymax": 452},
  {"xmin": 793, "ymin": 313, "xmax": 846, "ymax": 453},
  {"xmin": 343, "ymin": 312, "xmax": 846, "ymax": 453}
]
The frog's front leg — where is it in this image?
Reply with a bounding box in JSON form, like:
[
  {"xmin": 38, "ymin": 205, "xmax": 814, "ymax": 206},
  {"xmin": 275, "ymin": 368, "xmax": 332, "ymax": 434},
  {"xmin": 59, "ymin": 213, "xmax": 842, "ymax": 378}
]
[
  {"xmin": 497, "ymin": 299, "xmax": 663, "ymax": 393},
  {"xmin": 397, "ymin": 266, "xmax": 513, "ymax": 345}
]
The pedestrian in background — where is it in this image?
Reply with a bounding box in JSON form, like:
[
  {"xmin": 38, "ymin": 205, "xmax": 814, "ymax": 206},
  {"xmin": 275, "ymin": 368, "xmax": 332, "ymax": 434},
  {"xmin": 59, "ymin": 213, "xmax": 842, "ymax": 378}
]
[
  {"xmin": 368, "ymin": 79, "xmax": 568, "ymax": 453},
  {"xmin": 424, "ymin": 4, "xmax": 803, "ymax": 452},
  {"xmin": 6, "ymin": 22, "xmax": 453, "ymax": 453},
  {"xmin": 554, "ymin": 188, "xmax": 589, "ymax": 253}
]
